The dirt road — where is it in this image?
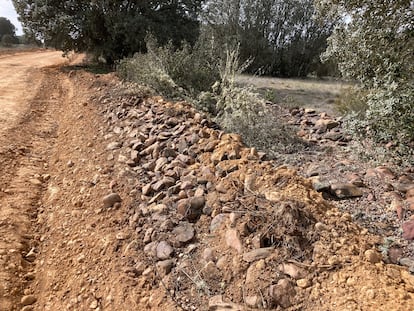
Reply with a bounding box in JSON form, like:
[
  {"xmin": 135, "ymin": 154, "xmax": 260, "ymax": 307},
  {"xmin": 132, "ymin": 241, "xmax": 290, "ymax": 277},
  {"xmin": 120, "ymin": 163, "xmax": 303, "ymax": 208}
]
[
  {"xmin": 0, "ymin": 50, "xmax": 68, "ymax": 310},
  {"xmin": 0, "ymin": 51, "xmax": 66, "ymax": 136},
  {"xmin": 0, "ymin": 51, "xmax": 146, "ymax": 311}
]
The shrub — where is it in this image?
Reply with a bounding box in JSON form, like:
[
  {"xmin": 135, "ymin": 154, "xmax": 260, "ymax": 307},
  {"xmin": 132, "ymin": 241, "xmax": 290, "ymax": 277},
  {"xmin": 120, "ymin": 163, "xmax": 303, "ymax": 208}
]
[
  {"xmin": 1, "ymin": 34, "xmax": 14, "ymax": 47},
  {"xmin": 334, "ymin": 87, "xmax": 367, "ymax": 116},
  {"xmin": 117, "ymin": 34, "xmax": 220, "ymax": 99},
  {"xmin": 316, "ymin": 0, "xmax": 414, "ymax": 164},
  {"xmin": 213, "ymin": 47, "xmax": 309, "ymax": 158}
]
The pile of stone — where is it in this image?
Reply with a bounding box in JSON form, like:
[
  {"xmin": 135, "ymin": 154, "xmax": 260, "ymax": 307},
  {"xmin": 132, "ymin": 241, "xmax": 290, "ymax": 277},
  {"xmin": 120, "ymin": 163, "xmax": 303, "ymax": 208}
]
[
  {"xmin": 93, "ymin": 89, "xmax": 397, "ymax": 310},
  {"xmin": 284, "ymin": 106, "xmax": 414, "ymax": 246},
  {"xmin": 288, "ymin": 107, "xmax": 349, "ymax": 145}
]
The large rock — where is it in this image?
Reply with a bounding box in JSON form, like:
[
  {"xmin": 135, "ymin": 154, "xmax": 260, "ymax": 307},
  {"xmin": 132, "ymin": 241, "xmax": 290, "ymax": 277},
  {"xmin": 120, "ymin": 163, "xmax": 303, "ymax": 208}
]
[
  {"xmin": 172, "ymin": 222, "xmax": 195, "ymax": 246},
  {"xmin": 156, "ymin": 241, "xmax": 174, "ymax": 260},
  {"xmin": 103, "ymin": 193, "xmax": 122, "ymax": 208},
  {"xmin": 330, "ymin": 183, "xmax": 363, "ymax": 199}
]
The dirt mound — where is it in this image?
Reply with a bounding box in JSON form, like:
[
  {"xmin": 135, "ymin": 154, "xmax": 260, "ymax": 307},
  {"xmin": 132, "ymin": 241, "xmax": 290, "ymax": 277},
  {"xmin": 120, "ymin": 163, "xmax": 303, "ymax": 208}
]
[{"xmin": 92, "ymin": 80, "xmax": 414, "ymax": 310}]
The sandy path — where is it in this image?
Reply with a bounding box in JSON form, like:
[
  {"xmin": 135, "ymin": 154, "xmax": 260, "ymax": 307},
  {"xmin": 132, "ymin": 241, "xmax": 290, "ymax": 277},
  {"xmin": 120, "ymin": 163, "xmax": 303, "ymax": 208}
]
[
  {"xmin": 0, "ymin": 50, "xmax": 65, "ymax": 135},
  {"xmin": 0, "ymin": 51, "xmax": 67, "ymax": 310},
  {"xmin": 0, "ymin": 50, "xmax": 142, "ymax": 311}
]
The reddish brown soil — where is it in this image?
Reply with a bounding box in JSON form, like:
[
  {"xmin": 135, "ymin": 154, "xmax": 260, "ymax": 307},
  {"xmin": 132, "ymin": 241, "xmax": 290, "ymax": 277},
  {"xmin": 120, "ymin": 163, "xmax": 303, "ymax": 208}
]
[{"xmin": 0, "ymin": 51, "xmax": 413, "ymax": 311}]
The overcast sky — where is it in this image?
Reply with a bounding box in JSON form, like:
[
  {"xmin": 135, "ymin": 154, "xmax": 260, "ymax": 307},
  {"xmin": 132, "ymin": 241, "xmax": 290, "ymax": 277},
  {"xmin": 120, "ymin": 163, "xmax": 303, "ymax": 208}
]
[{"xmin": 0, "ymin": 0, "xmax": 23, "ymax": 35}]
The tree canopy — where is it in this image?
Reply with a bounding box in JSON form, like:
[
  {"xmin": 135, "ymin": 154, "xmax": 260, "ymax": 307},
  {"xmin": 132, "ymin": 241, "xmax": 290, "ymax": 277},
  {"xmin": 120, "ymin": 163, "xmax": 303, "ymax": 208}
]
[
  {"xmin": 0, "ymin": 17, "xmax": 19, "ymax": 46},
  {"xmin": 13, "ymin": 0, "xmax": 203, "ymax": 63},
  {"xmin": 0, "ymin": 17, "xmax": 17, "ymax": 37},
  {"xmin": 202, "ymin": 0, "xmax": 335, "ymax": 77}
]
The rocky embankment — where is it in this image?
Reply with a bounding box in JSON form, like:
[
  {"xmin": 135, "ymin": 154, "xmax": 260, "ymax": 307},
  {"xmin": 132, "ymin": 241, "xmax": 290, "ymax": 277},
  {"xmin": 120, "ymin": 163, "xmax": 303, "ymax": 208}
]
[
  {"xmin": 91, "ymin": 81, "xmax": 414, "ymax": 310},
  {"xmin": 285, "ymin": 107, "xmax": 414, "ymax": 259}
]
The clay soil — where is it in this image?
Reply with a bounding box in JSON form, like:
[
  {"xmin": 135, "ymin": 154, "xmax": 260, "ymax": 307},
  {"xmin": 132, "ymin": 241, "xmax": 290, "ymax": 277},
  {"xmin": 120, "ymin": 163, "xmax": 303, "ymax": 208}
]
[{"xmin": 0, "ymin": 51, "xmax": 413, "ymax": 311}]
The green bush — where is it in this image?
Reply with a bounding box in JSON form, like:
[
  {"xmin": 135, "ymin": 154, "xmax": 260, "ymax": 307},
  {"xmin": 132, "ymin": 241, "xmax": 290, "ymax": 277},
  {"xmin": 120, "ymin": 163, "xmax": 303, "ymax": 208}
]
[
  {"xmin": 117, "ymin": 34, "xmax": 220, "ymax": 99},
  {"xmin": 316, "ymin": 0, "xmax": 414, "ymax": 164}
]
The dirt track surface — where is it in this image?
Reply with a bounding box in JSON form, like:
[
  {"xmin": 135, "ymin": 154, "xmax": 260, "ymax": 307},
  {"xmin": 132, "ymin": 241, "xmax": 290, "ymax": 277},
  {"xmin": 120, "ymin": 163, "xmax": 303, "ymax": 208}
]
[
  {"xmin": 0, "ymin": 51, "xmax": 68, "ymax": 133},
  {"xmin": 0, "ymin": 51, "xmax": 67, "ymax": 309},
  {"xmin": 1, "ymin": 51, "xmax": 414, "ymax": 311}
]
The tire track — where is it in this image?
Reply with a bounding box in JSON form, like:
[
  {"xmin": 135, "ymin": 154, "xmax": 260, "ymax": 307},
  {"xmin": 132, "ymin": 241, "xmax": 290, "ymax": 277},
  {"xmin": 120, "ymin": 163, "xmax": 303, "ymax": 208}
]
[{"xmin": 0, "ymin": 52, "xmax": 67, "ymax": 310}]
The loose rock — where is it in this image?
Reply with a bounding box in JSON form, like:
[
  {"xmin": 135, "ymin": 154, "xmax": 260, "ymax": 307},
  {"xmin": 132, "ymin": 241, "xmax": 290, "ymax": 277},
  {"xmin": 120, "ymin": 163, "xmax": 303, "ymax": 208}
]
[
  {"xmin": 245, "ymin": 295, "xmax": 261, "ymax": 308},
  {"xmin": 242, "ymin": 247, "xmax": 274, "ymax": 263},
  {"xmin": 203, "ymin": 248, "xmax": 216, "ymax": 262},
  {"xmin": 208, "ymin": 295, "xmax": 243, "ymax": 311},
  {"xmin": 172, "ymin": 222, "xmax": 195, "ymax": 246},
  {"xmin": 156, "ymin": 241, "xmax": 174, "ymax": 260},
  {"xmin": 269, "ymin": 279, "xmax": 296, "ymax": 308},
  {"xmin": 278, "ymin": 262, "xmax": 307, "ymax": 279},
  {"xmin": 21, "ymin": 295, "xmax": 37, "ymax": 306},
  {"xmin": 152, "ymin": 177, "xmax": 176, "ymax": 192},
  {"xmin": 296, "ymin": 278, "xmax": 311, "ymax": 288},
  {"xmin": 103, "ymin": 193, "xmax": 122, "ymax": 208},
  {"xmin": 225, "ymin": 229, "xmax": 243, "ymax": 254},
  {"xmin": 156, "ymin": 259, "xmax": 174, "ymax": 276},
  {"xmin": 330, "ymin": 183, "xmax": 363, "ymax": 199},
  {"xmin": 106, "ymin": 141, "xmax": 121, "ymax": 150},
  {"xmin": 402, "ymin": 220, "xmax": 414, "ymax": 240}
]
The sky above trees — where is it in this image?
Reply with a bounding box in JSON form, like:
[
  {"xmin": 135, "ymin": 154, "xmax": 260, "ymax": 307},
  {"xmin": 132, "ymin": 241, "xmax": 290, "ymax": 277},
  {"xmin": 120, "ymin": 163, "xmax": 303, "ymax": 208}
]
[{"xmin": 0, "ymin": 0, "xmax": 22, "ymax": 34}]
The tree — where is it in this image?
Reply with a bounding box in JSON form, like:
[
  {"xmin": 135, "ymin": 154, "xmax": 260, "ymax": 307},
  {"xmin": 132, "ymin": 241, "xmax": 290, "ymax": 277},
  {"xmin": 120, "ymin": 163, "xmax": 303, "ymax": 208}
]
[
  {"xmin": 0, "ymin": 17, "xmax": 16, "ymax": 37},
  {"xmin": 316, "ymin": 0, "xmax": 414, "ymax": 151},
  {"xmin": 1, "ymin": 34, "xmax": 14, "ymax": 47},
  {"xmin": 202, "ymin": 0, "xmax": 335, "ymax": 77},
  {"xmin": 0, "ymin": 17, "xmax": 19, "ymax": 46},
  {"xmin": 13, "ymin": 0, "xmax": 203, "ymax": 63}
]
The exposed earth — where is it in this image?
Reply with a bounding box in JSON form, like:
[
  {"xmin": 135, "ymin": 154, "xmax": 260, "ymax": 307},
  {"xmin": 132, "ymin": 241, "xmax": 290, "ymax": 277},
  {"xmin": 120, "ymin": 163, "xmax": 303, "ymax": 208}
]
[{"xmin": 0, "ymin": 50, "xmax": 413, "ymax": 311}]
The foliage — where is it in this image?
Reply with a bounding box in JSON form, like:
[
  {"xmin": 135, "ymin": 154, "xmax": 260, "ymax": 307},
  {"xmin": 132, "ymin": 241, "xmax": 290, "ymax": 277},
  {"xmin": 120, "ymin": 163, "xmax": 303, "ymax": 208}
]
[
  {"xmin": 334, "ymin": 87, "xmax": 367, "ymax": 116},
  {"xmin": 213, "ymin": 47, "xmax": 308, "ymax": 157},
  {"xmin": 1, "ymin": 34, "xmax": 15, "ymax": 47},
  {"xmin": 316, "ymin": 0, "xmax": 414, "ymax": 158},
  {"xmin": 202, "ymin": 0, "xmax": 336, "ymax": 77},
  {"xmin": 0, "ymin": 17, "xmax": 16, "ymax": 37},
  {"xmin": 13, "ymin": 0, "xmax": 203, "ymax": 63},
  {"xmin": 117, "ymin": 34, "xmax": 220, "ymax": 99},
  {"xmin": 118, "ymin": 39, "xmax": 306, "ymax": 158},
  {"xmin": 0, "ymin": 17, "xmax": 18, "ymax": 45},
  {"xmin": 16, "ymin": 33, "xmax": 42, "ymax": 46}
]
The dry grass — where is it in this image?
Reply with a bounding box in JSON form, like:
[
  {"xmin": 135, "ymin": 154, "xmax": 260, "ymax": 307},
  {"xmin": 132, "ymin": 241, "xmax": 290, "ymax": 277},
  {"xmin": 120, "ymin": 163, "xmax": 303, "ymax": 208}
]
[{"xmin": 237, "ymin": 74, "xmax": 351, "ymax": 116}]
